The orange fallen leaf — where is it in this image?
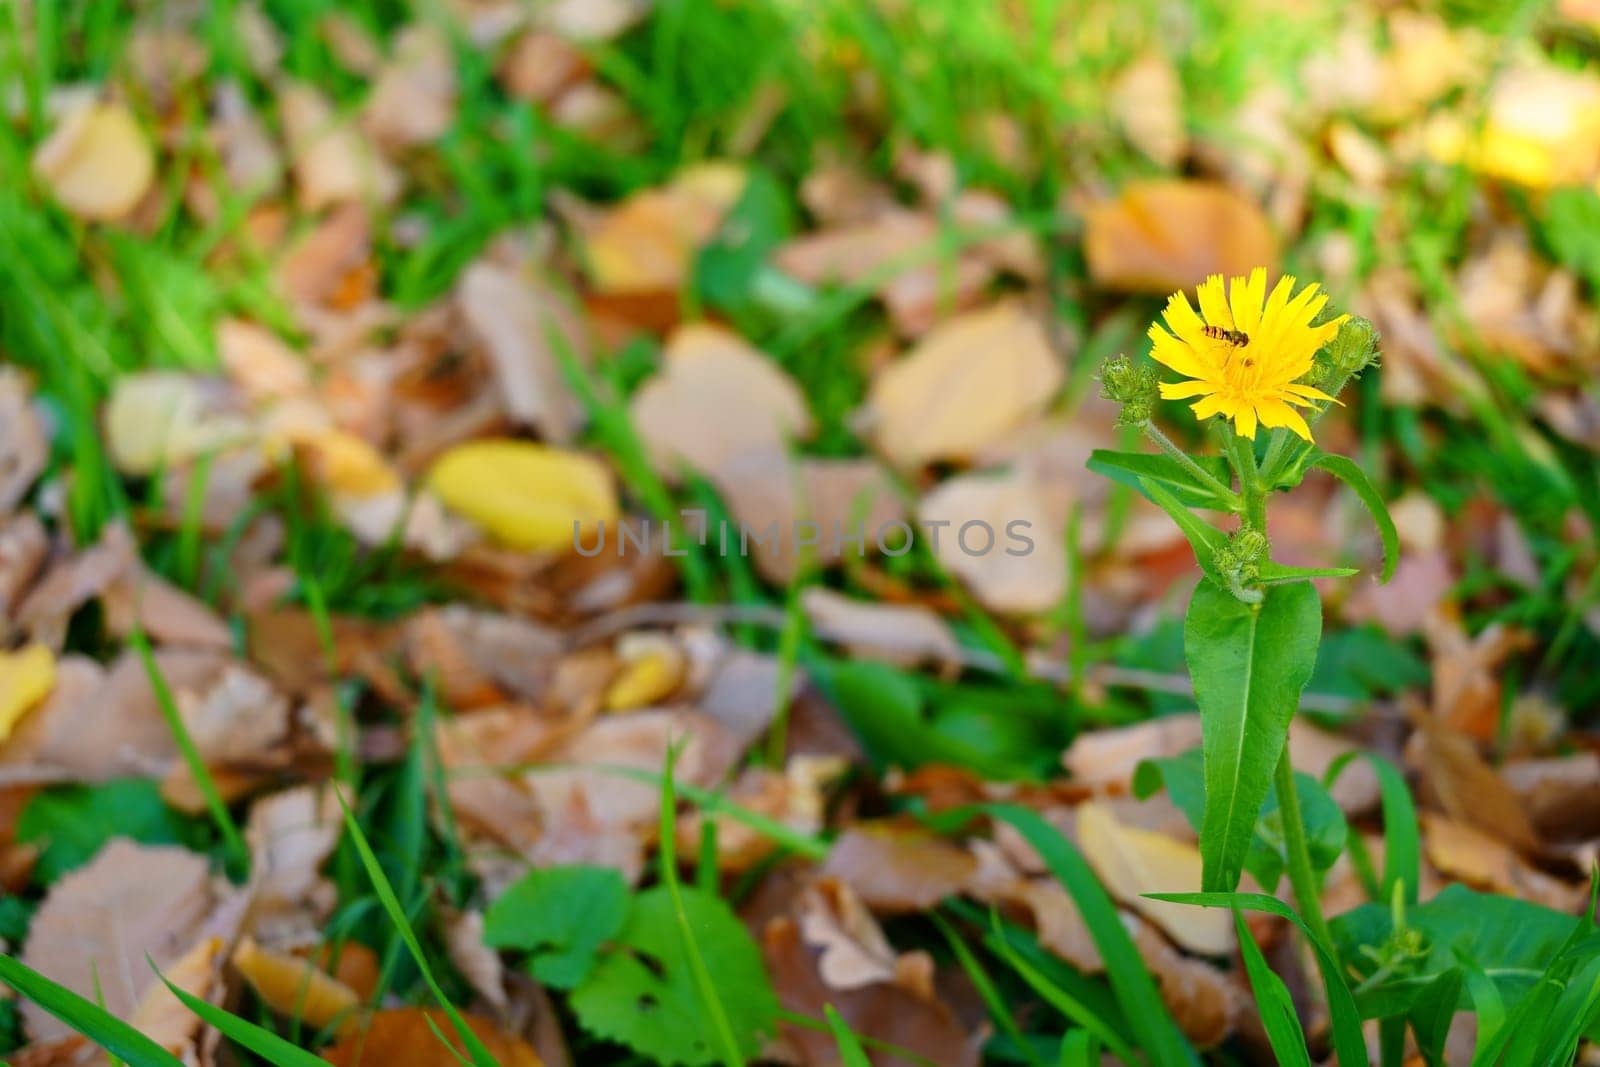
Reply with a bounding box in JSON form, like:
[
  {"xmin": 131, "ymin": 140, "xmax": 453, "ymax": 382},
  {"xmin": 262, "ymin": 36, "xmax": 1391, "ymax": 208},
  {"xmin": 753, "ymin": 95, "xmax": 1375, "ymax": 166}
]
[
  {"xmin": 579, "ymin": 163, "xmax": 745, "ymax": 294},
  {"xmin": 1084, "ymin": 179, "xmax": 1277, "ymax": 293},
  {"xmin": 321, "ymin": 1008, "xmax": 543, "ymax": 1067}
]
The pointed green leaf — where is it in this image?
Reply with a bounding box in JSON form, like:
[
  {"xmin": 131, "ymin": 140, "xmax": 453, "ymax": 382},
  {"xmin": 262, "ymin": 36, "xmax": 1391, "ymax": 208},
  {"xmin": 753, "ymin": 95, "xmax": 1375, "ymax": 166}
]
[
  {"xmin": 1234, "ymin": 911, "xmax": 1313, "ymax": 1067},
  {"xmin": 1255, "ymin": 560, "xmax": 1359, "ymax": 584},
  {"xmin": 1310, "ymin": 453, "xmax": 1399, "ymax": 583},
  {"xmin": 1185, "ymin": 579, "xmax": 1322, "ymax": 892},
  {"xmin": 1140, "ymin": 478, "xmax": 1230, "ymax": 586},
  {"xmin": 1088, "ymin": 450, "xmax": 1236, "ymax": 510}
]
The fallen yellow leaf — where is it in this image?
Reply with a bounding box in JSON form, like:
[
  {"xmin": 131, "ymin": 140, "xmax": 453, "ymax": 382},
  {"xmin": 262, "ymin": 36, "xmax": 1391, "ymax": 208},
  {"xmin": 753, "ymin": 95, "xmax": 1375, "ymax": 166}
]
[
  {"xmin": 1075, "ymin": 800, "xmax": 1233, "ymax": 956},
  {"xmin": 427, "ymin": 439, "xmax": 618, "ymax": 551},
  {"xmin": 232, "ymin": 936, "xmax": 362, "ymax": 1034},
  {"xmin": 603, "ymin": 635, "xmax": 686, "ymax": 711},
  {"xmin": 0, "ymin": 644, "xmax": 56, "ymax": 743},
  {"xmin": 32, "ymin": 102, "xmax": 155, "ymax": 221}
]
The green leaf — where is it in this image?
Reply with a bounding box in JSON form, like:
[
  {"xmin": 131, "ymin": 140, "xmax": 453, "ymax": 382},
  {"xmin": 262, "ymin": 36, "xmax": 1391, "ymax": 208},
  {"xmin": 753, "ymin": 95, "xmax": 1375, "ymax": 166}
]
[
  {"xmin": 1136, "ymin": 747, "xmax": 1346, "ymax": 890},
  {"xmin": 810, "ymin": 659, "xmax": 1037, "ymax": 779},
  {"xmin": 0, "ymin": 953, "xmax": 184, "ymax": 1067},
  {"xmin": 483, "ymin": 865, "xmax": 629, "ymax": 990},
  {"xmin": 1234, "ymin": 911, "xmax": 1312, "ymax": 1067},
  {"xmin": 569, "ymin": 886, "xmax": 777, "ymax": 1067},
  {"xmin": 982, "ymin": 805, "xmax": 1197, "ymax": 1067},
  {"xmin": 1324, "ymin": 751, "xmax": 1418, "ymax": 905},
  {"xmin": 1184, "ymin": 578, "xmax": 1322, "ymax": 892},
  {"xmin": 1254, "ymin": 560, "xmax": 1359, "ymax": 584},
  {"xmin": 1151, "ymin": 892, "xmax": 1368, "ymax": 1066},
  {"xmin": 1257, "ymin": 772, "xmax": 1347, "ymax": 875},
  {"xmin": 1087, "ymin": 450, "xmax": 1235, "ymax": 510},
  {"xmin": 1309, "ymin": 453, "xmax": 1398, "ymax": 583},
  {"xmin": 1409, "ymin": 968, "xmax": 1463, "ymax": 1067},
  {"xmin": 16, "ymin": 780, "xmax": 197, "ymax": 883},
  {"xmin": 1139, "ymin": 478, "xmax": 1231, "ymax": 585},
  {"xmin": 1332, "ymin": 885, "xmax": 1582, "ymax": 1019}
]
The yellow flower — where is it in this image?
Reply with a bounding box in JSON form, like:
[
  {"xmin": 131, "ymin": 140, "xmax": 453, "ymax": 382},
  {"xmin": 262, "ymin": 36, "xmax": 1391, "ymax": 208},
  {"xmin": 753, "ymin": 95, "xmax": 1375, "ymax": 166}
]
[{"xmin": 1148, "ymin": 268, "xmax": 1345, "ymax": 442}]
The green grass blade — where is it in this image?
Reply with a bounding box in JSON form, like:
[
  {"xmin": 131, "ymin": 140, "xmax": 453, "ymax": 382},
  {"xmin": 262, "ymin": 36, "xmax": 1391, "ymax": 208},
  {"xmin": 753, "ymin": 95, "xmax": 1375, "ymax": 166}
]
[
  {"xmin": 157, "ymin": 971, "xmax": 330, "ymax": 1067},
  {"xmin": 0, "ymin": 954, "xmax": 184, "ymax": 1067},
  {"xmin": 1233, "ymin": 911, "xmax": 1312, "ymax": 1067},
  {"xmin": 986, "ymin": 910, "xmax": 1136, "ymax": 1062},
  {"xmin": 984, "ymin": 804, "xmax": 1197, "ymax": 1067},
  {"xmin": 1150, "ymin": 891, "xmax": 1368, "ymax": 1066},
  {"xmin": 931, "ymin": 912, "xmax": 1044, "ymax": 1067},
  {"xmin": 329, "ymin": 786, "xmax": 500, "ymax": 1067},
  {"xmin": 128, "ymin": 628, "xmax": 247, "ymax": 874},
  {"xmin": 1325, "ymin": 752, "xmax": 1419, "ymax": 906},
  {"xmin": 824, "ymin": 1005, "xmax": 872, "ymax": 1067}
]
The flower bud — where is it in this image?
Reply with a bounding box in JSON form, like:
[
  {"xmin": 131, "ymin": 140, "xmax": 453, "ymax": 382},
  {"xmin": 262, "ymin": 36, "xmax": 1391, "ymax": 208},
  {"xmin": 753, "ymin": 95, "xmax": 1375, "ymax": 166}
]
[
  {"xmin": 1231, "ymin": 526, "xmax": 1268, "ymax": 563},
  {"xmin": 1098, "ymin": 355, "xmax": 1159, "ymax": 426},
  {"xmin": 1324, "ymin": 316, "xmax": 1380, "ymax": 383}
]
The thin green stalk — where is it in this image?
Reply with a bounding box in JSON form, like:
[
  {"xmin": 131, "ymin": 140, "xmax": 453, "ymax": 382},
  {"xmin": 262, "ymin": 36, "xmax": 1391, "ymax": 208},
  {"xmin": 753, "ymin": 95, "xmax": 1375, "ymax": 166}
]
[
  {"xmin": 1274, "ymin": 750, "xmax": 1333, "ymax": 949},
  {"xmin": 1143, "ymin": 421, "xmax": 1239, "ymax": 506}
]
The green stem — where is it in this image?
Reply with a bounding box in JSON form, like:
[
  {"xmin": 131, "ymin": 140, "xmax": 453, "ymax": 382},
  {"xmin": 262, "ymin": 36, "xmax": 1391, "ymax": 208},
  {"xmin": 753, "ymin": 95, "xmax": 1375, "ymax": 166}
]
[
  {"xmin": 1275, "ymin": 747, "xmax": 1334, "ymax": 948},
  {"xmin": 1227, "ymin": 433, "xmax": 1268, "ymax": 531},
  {"xmin": 1143, "ymin": 421, "xmax": 1240, "ymax": 506}
]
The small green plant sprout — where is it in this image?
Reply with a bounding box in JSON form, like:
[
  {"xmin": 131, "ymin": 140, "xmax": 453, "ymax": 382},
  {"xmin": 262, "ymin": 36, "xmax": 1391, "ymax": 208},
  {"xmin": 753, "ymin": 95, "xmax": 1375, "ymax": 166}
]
[{"xmin": 1089, "ymin": 269, "xmax": 1395, "ymax": 947}]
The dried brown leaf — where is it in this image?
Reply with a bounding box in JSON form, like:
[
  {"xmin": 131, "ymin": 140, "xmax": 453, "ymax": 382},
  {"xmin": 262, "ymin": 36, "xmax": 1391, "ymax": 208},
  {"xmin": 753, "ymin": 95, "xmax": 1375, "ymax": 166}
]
[{"xmin": 1084, "ymin": 179, "xmax": 1277, "ymax": 293}]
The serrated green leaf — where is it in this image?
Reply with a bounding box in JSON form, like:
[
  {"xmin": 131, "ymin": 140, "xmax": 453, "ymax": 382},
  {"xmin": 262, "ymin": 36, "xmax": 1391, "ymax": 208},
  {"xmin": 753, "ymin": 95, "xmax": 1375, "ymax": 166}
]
[
  {"xmin": 1150, "ymin": 892, "xmax": 1367, "ymax": 1066},
  {"xmin": 1185, "ymin": 579, "xmax": 1322, "ymax": 892},
  {"xmin": 569, "ymin": 886, "xmax": 776, "ymax": 1066},
  {"xmin": 1309, "ymin": 453, "xmax": 1398, "ymax": 583},
  {"xmin": 1087, "ymin": 450, "xmax": 1236, "ymax": 510},
  {"xmin": 483, "ymin": 865, "xmax": 629, "ymax": 989},
  {"xmin": 1140, "ymin": 479, "xmax": 1230, "ymax": 585},
  {"xmin": 1234, "ymin": 911, "xmax": 1312, "ymax": 1067}
]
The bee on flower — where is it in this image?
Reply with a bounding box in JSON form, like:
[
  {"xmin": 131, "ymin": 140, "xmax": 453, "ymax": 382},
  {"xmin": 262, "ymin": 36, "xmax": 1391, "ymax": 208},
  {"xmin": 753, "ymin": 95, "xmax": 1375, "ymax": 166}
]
[{"xmin": 1146, "ymin": 268, "xmax": 1346, "ymax": 442}]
